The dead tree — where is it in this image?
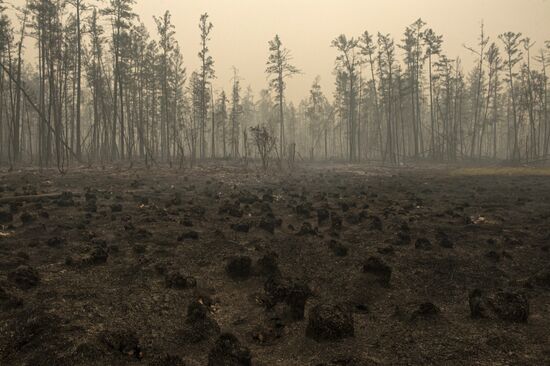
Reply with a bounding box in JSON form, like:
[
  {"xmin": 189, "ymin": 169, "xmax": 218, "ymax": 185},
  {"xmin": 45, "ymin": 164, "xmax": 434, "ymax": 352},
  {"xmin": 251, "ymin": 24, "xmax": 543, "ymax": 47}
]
[{"xmin": 250, "ymin": 125, "xmax": 276, "ymax": 171}]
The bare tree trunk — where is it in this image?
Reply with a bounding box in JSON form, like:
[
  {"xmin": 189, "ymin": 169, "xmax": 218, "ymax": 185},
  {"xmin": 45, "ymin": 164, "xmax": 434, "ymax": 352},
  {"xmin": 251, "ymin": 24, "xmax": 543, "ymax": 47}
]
[
  {"xmin": 0, "ymin": 52, "xmax": 4, "ymax": 164},
  {"xmin": 112, "ymin": 28, "xmax": 119, "ymax": 161},
  {"xmin": 13, "ymin": 14, "xmax": 27, "ymax": 163},
  {"xmin": 211, "ymin": 86, "xmax": 215, "ymax": 158},
  {"xmin": 75, "ymin": 0, "xmax": 82, "ymax": 159},
  {"xmin": 542, "ymin": 57, "xmax": 549, "ymax": 157},
  {"xmin": 428, "ymin": 53, "xmax": 435, "ymax": 158},
  {"xmin": 508, "ymin": 59, "xmax": 519, "ymax": 160}
]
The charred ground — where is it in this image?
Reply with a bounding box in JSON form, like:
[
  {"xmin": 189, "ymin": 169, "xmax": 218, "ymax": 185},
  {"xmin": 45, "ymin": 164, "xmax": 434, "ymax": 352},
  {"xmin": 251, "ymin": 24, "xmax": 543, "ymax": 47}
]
[{"xmin": 0, "ymin": 164, "xmax": 549, "ymax": 365}]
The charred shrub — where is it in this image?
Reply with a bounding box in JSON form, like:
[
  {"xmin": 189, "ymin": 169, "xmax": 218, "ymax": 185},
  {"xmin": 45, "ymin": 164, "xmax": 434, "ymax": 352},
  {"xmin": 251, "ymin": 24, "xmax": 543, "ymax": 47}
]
[
  {"xmin": 208, "ymin": 333, "xmax": 252, "ymax": 366},
  {"xmin": 362, "ymin": 257, "xmax": 392, "ymax": 287},
  {"xmin": 181, "ymin": 299, "xmax": 220, "ymax": 344},
  {"xmin": 306, "ymin": 303, "xmax": 354, "ymax": 342},
  {"xmin": 165, "ymin": 271, "xmax": 197, "ymax": 290},
  {"xmin": 8, "ymin": 265, "xmax": 40, "ymax": 290},
  {"xmin": 264, "ymin": 276, "xmax": 312, "ymax": 320},
  {"xmin": 226, "ymin": 256, "xmax": 253, "ymax": 280},
  {"xmin": 101, "ymin": 330, "xmax": 142, "ymax": 360}
]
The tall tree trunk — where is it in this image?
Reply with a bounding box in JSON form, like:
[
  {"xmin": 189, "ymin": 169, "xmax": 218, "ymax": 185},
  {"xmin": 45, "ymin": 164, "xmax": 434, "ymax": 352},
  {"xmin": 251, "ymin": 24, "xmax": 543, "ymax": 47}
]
[
  {"xmin": 75, "ymin": 0, "xmax": 82, "ymax": 160},
  {"xmin": 211, "ymin": 86, "xmax": 215, "ymax": 158},
  {"xmin": 428, "ymin": 53, "xmax": 435, "ymax": 158},
  {"xmin": 112, "ymin": 27, "xmax": 119, "ymax": 161},
  {"xmin": 507, "ymin": 57, "xmax": 519, "ymax": 160},
  {"xmin": 13, "ymin": 15, "xmax": 27, "ymax": 163}
]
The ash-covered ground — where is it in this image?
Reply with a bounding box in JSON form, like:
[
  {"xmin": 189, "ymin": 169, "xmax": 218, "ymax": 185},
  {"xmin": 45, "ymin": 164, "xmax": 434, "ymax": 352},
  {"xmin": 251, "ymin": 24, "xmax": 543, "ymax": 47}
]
[{"xmin": 0, "ymin": 164, "xmax": 549, "ymax": 365}]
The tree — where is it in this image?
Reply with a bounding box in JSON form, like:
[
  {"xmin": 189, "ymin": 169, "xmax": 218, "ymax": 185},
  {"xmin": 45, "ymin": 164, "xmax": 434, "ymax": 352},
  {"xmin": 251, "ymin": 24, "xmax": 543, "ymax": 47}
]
[
  {"xmin": 171, "ymin": 43, "xmax": 186, "ymax": 163},
  {"xmin": 230, "ymin": 67, "xmax": 241, "ymax": 158},
  {"xmin": 198, "ymin": 13, "xmax": 214, "ymax": 160},
  {"xmin": 216, "ymin": 90, "xmax": 228, "ymax": 158},
  {"xmin": 101, "ymin": 0, "xmax": 136, "ymax": 160},
  {"xmin": 86, "ymin": 7, "xmax": 104, "ymax": 161},
  {"xmin": 250, "ymin": 125, "xmax": 276, "ymax": 171},
  {"xmin": 155, "ymin": 10, "xmax": 176, "ymax": 161},
  {"xmin": 67, "ymin": 0, "xmax": 86, "ymax": 160},
  {"xmin": 537, "ymin": 42, "xmax": 549, "ymax": 156},
  {"xmin": 482, "ymin": 42, "xmax": 502, "ymax": 159},
  {"xmin": 333, "ymin": 68, "xmax": 350, "ymax": 159},
  {"xmin": 11, "ymin": 4, "xmax": 29, "ymax": 163},
  {"xmin": 423, "ymin": 28, "xmax": 443, "ymax": 158},
  {"xmin": 499, "ymin": 31, "xmax": 523, "ymax": 160},
  {"xmin": 188, "ymin": 71, "xmax": 201, "ymax": 164},
  {"xmin": 305, "ymin": 76, "xmax": 330, "ymax": 159},
  {"xmin": 400, "ymin": 19, "xmax": 426, "ymax": 158},
  {"xmin": 332, "ymin": 34, "xmax": 362, "ymax": 161},
  {"xmin": 27, "ymin": 0, "xmax": 67, "ymax": 169},
  {"xmin": 378, "ymin": 33, "xmax": 398, "ymax": 164},
  {"xmin": 522, "ymin": 37, "xmax": 537, "ymax": 159},
  {"xmin": 266, "ymin": 34, "xmax": 300, "ymax": 157},
  {"xmin": 0, "ymin": 0, "xmax": 8, "ymax": 52},
  {"xmin": 465, "ymin": 22, "xmax": 489, "ymax": 158},
  {"xmin": 0, "ymin": 0, "xmax": 11, "ymax": 164},
  {"xmin": 360, "ymin": 31, "xmax": 382, "ymax": 159}
]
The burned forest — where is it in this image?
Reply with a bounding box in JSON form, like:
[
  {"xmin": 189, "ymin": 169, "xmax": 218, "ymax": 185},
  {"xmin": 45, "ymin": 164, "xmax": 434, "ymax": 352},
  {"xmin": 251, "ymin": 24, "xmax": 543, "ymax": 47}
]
[{"xmin": 0, "ymin": 0, "xmax": 550, "ymax": 365}]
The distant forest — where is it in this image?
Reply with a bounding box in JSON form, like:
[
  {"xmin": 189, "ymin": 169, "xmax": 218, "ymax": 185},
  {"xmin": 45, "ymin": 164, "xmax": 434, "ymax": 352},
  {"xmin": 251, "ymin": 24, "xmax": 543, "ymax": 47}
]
[{"xmin": 0, "ymin": 0, "xmax": 549, "ymax": 170}]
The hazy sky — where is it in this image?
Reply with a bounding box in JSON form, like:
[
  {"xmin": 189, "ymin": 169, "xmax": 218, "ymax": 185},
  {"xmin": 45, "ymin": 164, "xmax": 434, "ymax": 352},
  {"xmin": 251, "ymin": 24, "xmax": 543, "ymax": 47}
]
[{"xmin": 9, "ymin": 0, "xmax": 550, "ymax": 103}]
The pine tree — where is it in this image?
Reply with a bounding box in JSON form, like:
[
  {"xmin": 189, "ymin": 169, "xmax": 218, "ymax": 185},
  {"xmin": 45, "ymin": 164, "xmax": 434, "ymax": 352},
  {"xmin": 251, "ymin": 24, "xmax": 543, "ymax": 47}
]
[
  {"xmin": 155, "ymin": 10, "xmax": 176, "ymax": 161},
  {"xmin": 101, "ymin": 0, "xmax": 136, "ymax": 160},
  {"xmin": 332, "ymin": 34, "xmax": 362, "ymax": 161},
  {"xmin": 266, "ymin": 34, "xmax": 300, "ymax": 157},
  {"xmin": 423, "ymin": 28, "xmax": 443, "ymax": 158},
  {"xmin": 198, "ymin": 13, "xmax": 214, "ymax": 160},
  {"xmin": 230, "ymin": 69, "xmax": 241, "ymax": 158},
  {"xmin": 499, "ymin": 31, "xmax": 523, "ymax": 160}
]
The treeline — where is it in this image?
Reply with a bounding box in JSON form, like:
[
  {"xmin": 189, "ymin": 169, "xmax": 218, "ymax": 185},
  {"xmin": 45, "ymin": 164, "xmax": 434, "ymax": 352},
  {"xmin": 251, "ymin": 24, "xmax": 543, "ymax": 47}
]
[
  {"xmin": 326, "ymin": 23, "xmax": 549, "ymax": 164},
  {"xmin": 0, "ymin": 1, "xmax": 549, "ymax": 170}
]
